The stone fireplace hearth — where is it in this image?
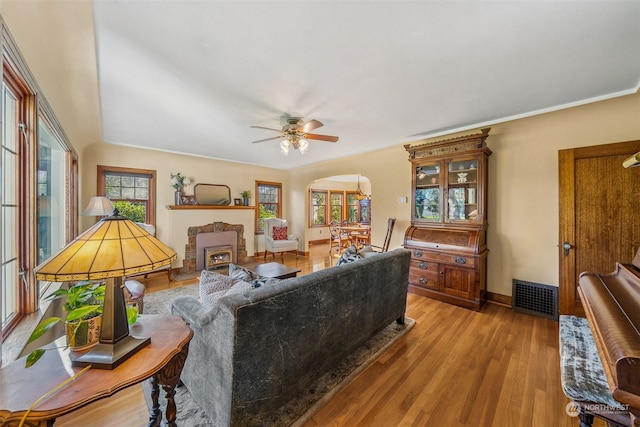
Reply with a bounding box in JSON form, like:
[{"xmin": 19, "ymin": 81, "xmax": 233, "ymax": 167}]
[{"xmin": 180, "ymin": 222, "xmax": 247, "ymax": 275}]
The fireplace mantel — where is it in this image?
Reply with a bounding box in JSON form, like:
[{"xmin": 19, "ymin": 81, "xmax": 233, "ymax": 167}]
[
  {"xmin": 165, "ymin": 209, "xmax": 255, "ymax": 273},
  {"xmin": 166, "ymin": 205, "xmax": 254, "ymax": 210}
]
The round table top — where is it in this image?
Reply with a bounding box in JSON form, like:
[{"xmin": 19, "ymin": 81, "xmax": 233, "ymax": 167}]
[{"xmin": 0, "ymin": 314, "xmax": 192, "ymax": 424}]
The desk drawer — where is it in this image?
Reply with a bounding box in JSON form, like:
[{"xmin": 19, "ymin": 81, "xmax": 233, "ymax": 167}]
[
  {"xmin": 410, "ymin": 249, "xmax": 476, "ymax": 268},
  {"xmin": 410, "ymin": 259, "xmax": 439, "ymax": 273},
  {"xmin": 409, "ymin": 269, "xmax": 439, "ymax": 291}
]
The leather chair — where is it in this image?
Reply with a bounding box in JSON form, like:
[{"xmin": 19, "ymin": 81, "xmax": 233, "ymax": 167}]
[{"xmin": 264, "ymin": 218, "xmax": 298, "ymax": 259}]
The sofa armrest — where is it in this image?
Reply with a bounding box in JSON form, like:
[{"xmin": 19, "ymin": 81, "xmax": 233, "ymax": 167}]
[
  {"xmin": 287, "ymin": 234, "xmax": 298, "ymax": 241},
  {"xmin": 171, "ymin": 296, "xmax": 220, "ymax": 327}
]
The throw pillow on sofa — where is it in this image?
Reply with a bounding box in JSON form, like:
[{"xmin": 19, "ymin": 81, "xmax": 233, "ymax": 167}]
[
  {"xmin": 225, "ymin": 280, "xmax": 254, "ymax": 297},
  {"xmin": 272, "ymin": 226, "xmax": 288, "ymax": 240},
  {"xmin": 229, "ymin": 263, "xmax": 258, "ymax": 282},
  {"xmin": 336, "ymin": 245, "xmax": 363, "ymax": 265},
  {"xmin": 251, "ymin": 276, "xmax": 281, "ymax": 288},
  {"xmin": 199, "ymin": 270, "xmax": 237, "ymax": 307}
]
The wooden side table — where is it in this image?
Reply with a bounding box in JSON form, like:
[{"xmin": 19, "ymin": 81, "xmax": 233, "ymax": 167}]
[{"xmin": 0, "ymin": 315, "xmax": 192, "ymax": 427}]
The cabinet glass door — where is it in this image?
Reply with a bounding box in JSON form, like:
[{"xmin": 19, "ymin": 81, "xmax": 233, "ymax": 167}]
[
  {"xmin": 447, "ymin": 159, "xmax": 479, "ymax": 222},
  {"xmin": 415, "ymin": 163, "xmax": 441, "ymax": 220}
]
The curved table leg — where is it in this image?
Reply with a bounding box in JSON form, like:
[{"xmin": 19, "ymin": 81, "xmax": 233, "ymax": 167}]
[
  {"xmin": 147, "ymin": 375, "xmax": 161, "ymax": 427},
  {"xmin": 147, "ymin": 342, "xmax": 190, "ymax": 427}
]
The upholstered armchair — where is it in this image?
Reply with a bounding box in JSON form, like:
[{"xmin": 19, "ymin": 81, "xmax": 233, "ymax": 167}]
[{"xmin": 263, "ymin": 218, "xmax": 298, "ymax": 259}]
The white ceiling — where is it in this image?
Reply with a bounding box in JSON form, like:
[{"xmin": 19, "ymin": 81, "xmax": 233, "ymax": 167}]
[{"xmin": 92, "ymin": 1, "xmax": 640, "ymax": 170}]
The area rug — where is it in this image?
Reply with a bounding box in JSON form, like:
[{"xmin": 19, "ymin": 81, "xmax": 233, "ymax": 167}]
[{"xmin": 142, "ymin": 284, "xmax": 415, "ymax": 426}]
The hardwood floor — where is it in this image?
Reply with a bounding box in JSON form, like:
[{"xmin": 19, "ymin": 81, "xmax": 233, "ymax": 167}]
[{"xmin": 56, "ymin": 243, "xmax": 599, "ymax": 426}]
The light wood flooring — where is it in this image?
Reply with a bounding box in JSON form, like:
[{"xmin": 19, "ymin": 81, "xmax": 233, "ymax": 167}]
[{"xmin": 57, "ymin": 243, "xmax": 600, "ymax": 427}]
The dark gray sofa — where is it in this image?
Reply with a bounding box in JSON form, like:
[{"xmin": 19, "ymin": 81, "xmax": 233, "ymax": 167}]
[{"xmin": 171, "ymin": 248, "xmax": 411, "ymax": 426}]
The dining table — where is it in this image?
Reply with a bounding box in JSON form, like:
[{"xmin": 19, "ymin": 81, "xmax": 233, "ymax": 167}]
[{"xmin": 340, "ymin": 225, "xmax": 371, "ymax": 248}]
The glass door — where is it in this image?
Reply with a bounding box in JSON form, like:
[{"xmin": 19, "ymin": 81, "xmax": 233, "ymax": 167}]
[
  {"xmin": 415, "ymin": 162, "xmax": 441, "ymax": 221},
  {"xmin": 447, "ymin": 158, "xmax": 479, "ymax": 222}
]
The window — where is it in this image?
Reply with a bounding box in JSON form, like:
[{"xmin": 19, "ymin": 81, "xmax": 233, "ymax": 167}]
[
  {"xmin": 1, "ymin": 76, "xmax": 24, "ymax": 333},
  {"xmin": 330, "ymin": 192, "xmax": 343, "ymax": 223},
  {"xmin": 1, "ymin": 33, "xmax": 76, "ymax": 345},
  {"xmin": 37, "ymin": 118, "xmax": 67, "ymax": 263},
  {"xmin": 256, "ymin": 181, "xmax": 281, "ymax": 232},
  {"xmin": 347, "ymin": 192, "xmax": 361, "ymax": 223},
  {"xmin": 310, "ymin": 190, "xmax": 364, "ymax": 226},
  {"xmin": 310, "ymin": 190, "xmax": 328, "ymax": 226},
  {"xmin": 98, "ymin": 166, "xmax": 156, "ymax": 225}
]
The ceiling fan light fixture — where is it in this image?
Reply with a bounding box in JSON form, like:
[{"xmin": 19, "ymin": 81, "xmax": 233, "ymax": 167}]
[
  {"xmin": 280, "ymin": 139, "xmax": 290, "ymax": 155},
  {"xmin": 251, "ymin": 116, "xmax": 338, "ymax": 156},
  {"xmin": 299, "ymin": 138, "xmax": 309, "ymax": 154}
]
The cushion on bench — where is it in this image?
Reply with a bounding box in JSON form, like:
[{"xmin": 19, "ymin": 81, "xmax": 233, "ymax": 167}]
[{"xmin": 559, "ymin": 315, "xmax": 622, "ymax": 409}]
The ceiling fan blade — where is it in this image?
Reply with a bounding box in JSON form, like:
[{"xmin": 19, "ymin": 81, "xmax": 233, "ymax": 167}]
[
  {"xmin": 250, "ymin": 125, "xmax": 282, "ymax": 132},
  {"xmin": 298, "ymin": 119, "xmax": 323, "ymax": 133},
  {"xmin": 306, "ymin": 133, "xmax": 339, "ymax": 142},
  {"xmin": 251, "ymin": 136, "xmax": 282, "ymax": 144}
]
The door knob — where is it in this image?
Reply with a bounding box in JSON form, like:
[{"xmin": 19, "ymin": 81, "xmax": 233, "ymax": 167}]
[{"xmin": 562, "ymin": 242, "xmax": 572, "ymax": 256}]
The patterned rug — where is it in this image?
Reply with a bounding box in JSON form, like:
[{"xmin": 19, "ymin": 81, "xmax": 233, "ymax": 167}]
[{"xmin": 142, "ymin": 283, "xmax": 415, "ymax": 426}]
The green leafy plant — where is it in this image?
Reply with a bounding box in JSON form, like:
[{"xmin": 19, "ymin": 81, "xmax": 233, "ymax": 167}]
[
  {"xmin": 25, "ymin": 280, "xmax": 138, "ymax": 367},
  {"xmin": 240, "ymin": 190, "xmax": 251, "ymax": 198},
  {"xmin": 112, "ymin": 200, "xmax": 146, "ymax": 223},
  {"xmin": 170, "ymin": 172, "xmax": 191, "ymax": 191}
]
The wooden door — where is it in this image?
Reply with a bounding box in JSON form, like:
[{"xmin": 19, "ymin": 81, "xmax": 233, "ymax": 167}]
[{"xmin": 559, "ymin": 140, "xmax": 640, "ymax": 315}]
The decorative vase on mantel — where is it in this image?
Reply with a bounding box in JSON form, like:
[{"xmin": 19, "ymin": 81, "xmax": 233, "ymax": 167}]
[{"xmin": 175, "ymin": 190, "xmax": 183, "ymax": 206}]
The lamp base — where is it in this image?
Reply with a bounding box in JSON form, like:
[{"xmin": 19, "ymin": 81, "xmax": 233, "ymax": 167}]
[{"xmin": 72, "ymin": 335, "xmax": 151, "ymax": 370}]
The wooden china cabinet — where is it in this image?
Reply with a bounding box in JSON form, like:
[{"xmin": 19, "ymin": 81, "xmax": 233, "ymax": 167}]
[{"xmin": 403, "ymin": 128, "xmax": 492, "ymax": 311}]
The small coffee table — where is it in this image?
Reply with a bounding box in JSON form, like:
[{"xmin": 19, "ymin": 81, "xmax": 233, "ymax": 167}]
[{"xmin": 249, "ymin": 262, "xmax": 301, "ymax": 279}]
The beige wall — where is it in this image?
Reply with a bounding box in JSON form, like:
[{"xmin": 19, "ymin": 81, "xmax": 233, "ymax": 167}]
[
  {"xmin": 289, "ymin": 92, "xmax": 640, "ymax": 296},
  {"xmin": 0, "ymin": 0, "xmax": 102, "ymax": 154},
  {"xmin": 81, "ymin": 143, "xmax": 288, "ymax": 268}
]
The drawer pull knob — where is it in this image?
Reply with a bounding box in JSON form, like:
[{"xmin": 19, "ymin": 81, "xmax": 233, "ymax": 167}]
[
  {"xmin": 455, "ymin": 257, "xmax": 467, "ymax": 264},
  {"xmin": 418, "ymin": 277, "xmax": 428, "ymax": 285},
  {"xmin": 413, "ymin": 250, "xmax": 423, "ymax": 258},
  {"xmin": 418, "ymin": 261, "xmax": 428, "ymax": 269}
]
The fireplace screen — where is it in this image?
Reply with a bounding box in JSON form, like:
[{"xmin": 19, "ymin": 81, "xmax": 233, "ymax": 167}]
[{"xmin": 204, "ymin": 245, "xmax": 233, "ymax": 270}]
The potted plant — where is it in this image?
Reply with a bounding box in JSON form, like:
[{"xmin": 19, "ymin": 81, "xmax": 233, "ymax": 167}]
[
  {"xmin": 171, "ymin": 172, "xmax": 191, "ymax": 205},
  {"xmin": 240, "ymin": 190, "xmax": 251, "ymax": 206},
  {"xmin": 25, "ymin": 280, "xmax": 138, "ymax": 367}
]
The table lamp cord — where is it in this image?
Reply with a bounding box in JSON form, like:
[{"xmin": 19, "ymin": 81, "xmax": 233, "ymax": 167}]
[{"xmin": 18, "ymin": 364, "xmax": 92, "ymax": 427}]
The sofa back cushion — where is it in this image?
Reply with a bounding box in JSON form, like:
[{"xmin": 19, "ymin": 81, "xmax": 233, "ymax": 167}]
[{"xmin": 220, "ymin": 248, "xmax": 410, "ymax": 423}]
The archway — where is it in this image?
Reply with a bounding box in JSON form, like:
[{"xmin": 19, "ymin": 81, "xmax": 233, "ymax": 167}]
[{"xmin": 306, "ymin": 174, "xmax": 371, "ymax": 248}]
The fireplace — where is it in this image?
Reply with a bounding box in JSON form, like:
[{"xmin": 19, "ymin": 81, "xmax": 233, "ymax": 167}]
[
  {"xmin": 204, "ymin": 245, "xmax": 233, "ymax": 270},
  {"xmin": 180, "ymin": 222, "xmax": 247, "ymax": 275}
]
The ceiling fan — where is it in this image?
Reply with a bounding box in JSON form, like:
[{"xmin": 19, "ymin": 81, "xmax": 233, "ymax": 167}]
[{"xmin": 250, "ymin": 117, "xmax": 339, "ymax": 155}]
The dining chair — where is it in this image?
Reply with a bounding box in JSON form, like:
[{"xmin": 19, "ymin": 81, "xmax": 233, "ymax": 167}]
[
  {"xmin": 329, "ymin": 221, "xmax": 349, "ymax": 254},
  {"xmin": 363, "ymin": 218, "xmax": 396, "ymax": 256}
]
